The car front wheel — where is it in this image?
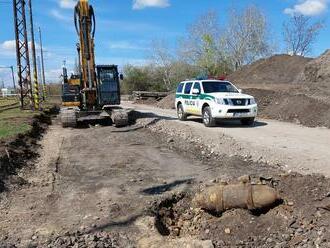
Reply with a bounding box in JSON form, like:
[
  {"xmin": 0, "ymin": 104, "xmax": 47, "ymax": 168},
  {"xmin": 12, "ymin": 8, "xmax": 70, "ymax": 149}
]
[{"xmin": 202, "ymin": 106, "xmax": 216, "ymax": 127}]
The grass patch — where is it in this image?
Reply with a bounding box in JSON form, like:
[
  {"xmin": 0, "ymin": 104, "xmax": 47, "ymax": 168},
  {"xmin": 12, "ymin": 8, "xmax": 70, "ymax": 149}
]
[
  {"xmin": 0, "ymin": 97, "xmax": 19, "ymax": 107},
  {"xmin": 0, "ymin": 97, "xmax": 57, "ymax": 140},
  {"xmin": 0, "ymin": 121, "xmax": 31, "ymax": 139},
  {"xmin": 0, "ymin": 107, "xmax": 35, "ymax": 140}
]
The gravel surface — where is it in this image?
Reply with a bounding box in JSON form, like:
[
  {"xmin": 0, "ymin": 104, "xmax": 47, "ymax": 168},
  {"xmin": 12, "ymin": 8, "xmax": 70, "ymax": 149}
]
[{"xmin": 124, "ymin": 102, "xmax": 330, "ymax": 178}]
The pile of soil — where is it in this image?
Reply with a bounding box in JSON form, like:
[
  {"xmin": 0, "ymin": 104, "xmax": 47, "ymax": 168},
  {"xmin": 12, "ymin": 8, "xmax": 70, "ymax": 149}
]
[
  {"xmin": 226, "ymin": 52, "xmax": 330, "ymax": 127},
  {"xmin": 152, "ymin": 174, "xmax": 330, "ymax": 248},
  {"xmin": 245, "ymin": 88, "xmax": 330, "ymax": 128},
  {"xmin": 297, "ymin": 50, "xmax": 330, "ymax": 84},
  {"xmin": 156, "ymin": 93, "xmax": 176, "ymax": 109},
  {"xmin": 295, "ymin": 50, "xmax": 330, "ymax": 100},
  {"xmin": 228, "ymin": 54, "xmax": 312, "ymax": 85}
]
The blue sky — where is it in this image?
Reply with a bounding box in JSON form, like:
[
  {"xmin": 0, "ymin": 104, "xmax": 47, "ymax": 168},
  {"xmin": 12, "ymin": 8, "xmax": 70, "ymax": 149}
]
[{"xmin": 0, "ymin": 0, "xmax": 329, "ymax": 85}]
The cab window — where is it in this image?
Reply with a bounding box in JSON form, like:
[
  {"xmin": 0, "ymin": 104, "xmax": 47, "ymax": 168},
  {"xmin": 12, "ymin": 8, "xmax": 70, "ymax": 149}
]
[
  {"xmin": 184, "ymin": 82, "xmax": 193, "ymax": 94},
  {"xmin": 193, "ymin": 82, "xmax": 201, "ymax": 93},
  {"xmin": 176, "ymin": 83, "xmax": 184, "ymax": 93}
]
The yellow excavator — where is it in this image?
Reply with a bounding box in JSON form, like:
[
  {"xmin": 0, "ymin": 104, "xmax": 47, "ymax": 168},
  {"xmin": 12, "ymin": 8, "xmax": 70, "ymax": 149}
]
[{"xmin": 60, "ymin": 0, "xmax": 129, "ymax": 127}]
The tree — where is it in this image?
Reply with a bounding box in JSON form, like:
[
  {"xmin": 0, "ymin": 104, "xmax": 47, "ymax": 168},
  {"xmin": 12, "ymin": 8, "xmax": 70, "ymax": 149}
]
[
  {"xmin": 149, "ymin": 39, "xmax": 175, "ymax": 91},
  {"xmin": 283, "ymin": 15, "xmax": 324, "ymax": 56},
  {"xmin": 225, "ymin": 5, "xmax": 272, "ymax": 69},
  {"xmin": 121, "ymin": 64, "xmax": 151, "ymax": 94},
  {"xmin": 178, "ymin": 11, "xmax": 231, "ymax": 75}
]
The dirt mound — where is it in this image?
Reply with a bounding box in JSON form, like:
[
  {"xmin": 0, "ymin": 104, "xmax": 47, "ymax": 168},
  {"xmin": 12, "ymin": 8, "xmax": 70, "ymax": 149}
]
[
  {"xmin": 156, "ymin": 93, "xmax": 175, "ymax": 109},
  {"xmin": 228, "ymin": 55, "xmax": 312, "ymax": 85},
  {"xmin": 295, "ymin": 50, "xmax": 330, "ymax": 100},
  {"xmin": 244, "ymin": 88, "xmax": 330, "ymax": 128},
  {"xmin": 297, "ymin": 50, "xmax": 330, "ymax": 84}
]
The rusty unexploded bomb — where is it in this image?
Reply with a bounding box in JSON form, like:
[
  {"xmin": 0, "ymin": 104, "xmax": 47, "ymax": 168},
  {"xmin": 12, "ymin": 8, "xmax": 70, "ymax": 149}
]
[{"xmin": 193, "ymin": 176, "xmax": 280, "ymax": 213}]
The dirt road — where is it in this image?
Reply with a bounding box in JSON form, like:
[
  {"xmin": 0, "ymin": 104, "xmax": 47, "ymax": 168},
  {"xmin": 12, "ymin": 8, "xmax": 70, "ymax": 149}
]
[
  {"xmin": 0, "ymin": 121, "xmax": 196, "ymax": 245},
  {"xmin": 123, "ymin": 102, "xmax": 330, "ymax": 178},
  {"xmin": 0, "ymin": 114, "xmax": 329, "ymax": 247}
]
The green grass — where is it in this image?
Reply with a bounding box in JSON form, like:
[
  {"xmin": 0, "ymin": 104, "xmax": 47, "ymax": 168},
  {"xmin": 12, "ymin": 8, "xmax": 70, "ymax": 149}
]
[
  {"xmin": 0, "ymin": 121, "xmax": 31, "ymax": 139},
  {"xmin": 0, "ymin": 97, "xmax": 19, "ymax": 107},
  {"xmin": 0, "ymin": 107, "xmax": 35, "ymax": 140},
  {"xmin": 0, "ymin": 97, "xmax": 58, "ymax": 140}
]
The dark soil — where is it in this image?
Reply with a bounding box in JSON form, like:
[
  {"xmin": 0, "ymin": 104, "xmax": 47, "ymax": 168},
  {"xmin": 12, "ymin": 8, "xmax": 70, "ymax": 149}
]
[
  {"xmin": 244, "ymin": 88, "xmax": 330, "ymax": 128},
  {"xmin": 0, "ymin": 111, "xmax": 54, "ymax": 192},
  {"xmin": 151, "ymin": 174, "xmax": 330, "ymax": 248}
]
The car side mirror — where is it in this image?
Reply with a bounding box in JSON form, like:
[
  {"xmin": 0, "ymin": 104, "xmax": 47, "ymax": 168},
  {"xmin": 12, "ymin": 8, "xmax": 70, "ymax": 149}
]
[
  {"xmin": 192, "ymin": 88, "xmax": 200, "ymax": 95},
  {"xmin": 119, "ymin": 74, "xmax": 124, "ymax": 80},
  {"xmin": 238, "ymin": 89, "xmax": 243, "ymax": 93}
]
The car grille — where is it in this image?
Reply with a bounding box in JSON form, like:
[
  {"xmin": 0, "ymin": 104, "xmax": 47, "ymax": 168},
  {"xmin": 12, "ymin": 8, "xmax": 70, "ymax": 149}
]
[
  {"xmin": 227, "ymin": 109, "xmax": 250, "ymax": 113},
  {"xmin": 230, "ymin": 99, "xmax": 247, "ymax": 106}
]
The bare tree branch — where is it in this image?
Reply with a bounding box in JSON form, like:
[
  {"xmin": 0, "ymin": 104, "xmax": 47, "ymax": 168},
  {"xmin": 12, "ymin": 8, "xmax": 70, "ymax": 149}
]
[
  {"xmin": 283, "ymin": 15, "xmax": 324, "ymax": 56},
  {"xmin": 224, "ymin": 5, "xmax": 272, "ymax": 69},
  {"xmin": 149, "ymin": 39, "xmax": 175, "ymax": 90}
]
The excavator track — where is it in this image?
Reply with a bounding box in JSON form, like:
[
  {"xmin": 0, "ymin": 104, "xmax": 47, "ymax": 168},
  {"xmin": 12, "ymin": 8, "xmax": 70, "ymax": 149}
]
[
  {"xmin": 112, "ymin": 109, "xmax": 129, "ymax": 127},
  {"xmin": 60, "ymin": 108, "xmax": 77, "ymax": 128}
]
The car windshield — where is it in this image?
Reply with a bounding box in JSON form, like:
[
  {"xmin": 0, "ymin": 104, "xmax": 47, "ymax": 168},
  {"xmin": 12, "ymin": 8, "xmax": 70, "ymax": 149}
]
[{"xmin": 202, "ymin": 81, "xmax": 238, "ymax": 93}]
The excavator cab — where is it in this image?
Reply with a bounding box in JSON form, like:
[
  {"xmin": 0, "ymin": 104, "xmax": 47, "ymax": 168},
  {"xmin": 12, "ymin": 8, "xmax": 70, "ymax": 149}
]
[{"xmin": 96, "ymin": 65, "xmax": 121, "ymax": 106}]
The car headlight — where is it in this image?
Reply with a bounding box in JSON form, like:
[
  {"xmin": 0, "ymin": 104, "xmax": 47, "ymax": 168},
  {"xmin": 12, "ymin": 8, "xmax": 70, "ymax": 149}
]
[
  {"xmin": 215, "ymin": 98, "xmax": 226, "ymax": 105},
  {"xmin": 250, "ymin": 98, "xmax": 256, "ymax": 105}
]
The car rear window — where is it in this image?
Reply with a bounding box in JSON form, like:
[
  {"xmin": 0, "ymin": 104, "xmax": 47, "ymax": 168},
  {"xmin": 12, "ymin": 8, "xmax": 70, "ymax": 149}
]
[
  {"xmin": 176, "ymin": 83, "xmax": 184, "ymax": 93},
  {"xmin": 184, "ymin": 82, "xmax": 193, "ymax": 94}
]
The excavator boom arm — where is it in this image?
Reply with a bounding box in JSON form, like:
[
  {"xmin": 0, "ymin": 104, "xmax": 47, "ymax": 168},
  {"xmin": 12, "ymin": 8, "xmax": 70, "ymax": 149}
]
[{"xmin": 74, "ymin": 0, "xmax": 97, "ymax": 108}]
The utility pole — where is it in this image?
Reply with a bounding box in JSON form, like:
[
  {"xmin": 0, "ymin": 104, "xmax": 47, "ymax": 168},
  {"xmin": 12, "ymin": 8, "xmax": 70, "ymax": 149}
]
[
  {"xmin": 13, "ymin": 0, "xmax": 33, "ymax": 109},
  {"xmin": 27, "ymin": 0, "xmax": 40, "ymax": 110},
  {"xmin": 37, "ymin": 55, "xmax": 42, "ymax": 90},
  {"xmin": 10, "ymin": 66, "xmax": 16, "ymax": 89},
  {"xmin": 38, "ymin": 27, "xmax": 46, "ymax": 101}
]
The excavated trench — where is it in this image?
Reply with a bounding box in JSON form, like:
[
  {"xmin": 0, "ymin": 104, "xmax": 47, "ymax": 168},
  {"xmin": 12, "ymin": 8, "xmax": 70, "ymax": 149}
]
[
  {"xmin": 0, "ymin": 108, "xmax": 57, "ymax": 192},
  {"xmin": 149, "ymin": 172, "xmax": 330, "ymax": 248}
]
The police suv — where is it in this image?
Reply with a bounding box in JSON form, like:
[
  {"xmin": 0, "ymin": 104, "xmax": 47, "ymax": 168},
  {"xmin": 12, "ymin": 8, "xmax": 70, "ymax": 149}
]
[{"xmin": 175, "ymin": 79, "xmax": 258, "ymax": 127}]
